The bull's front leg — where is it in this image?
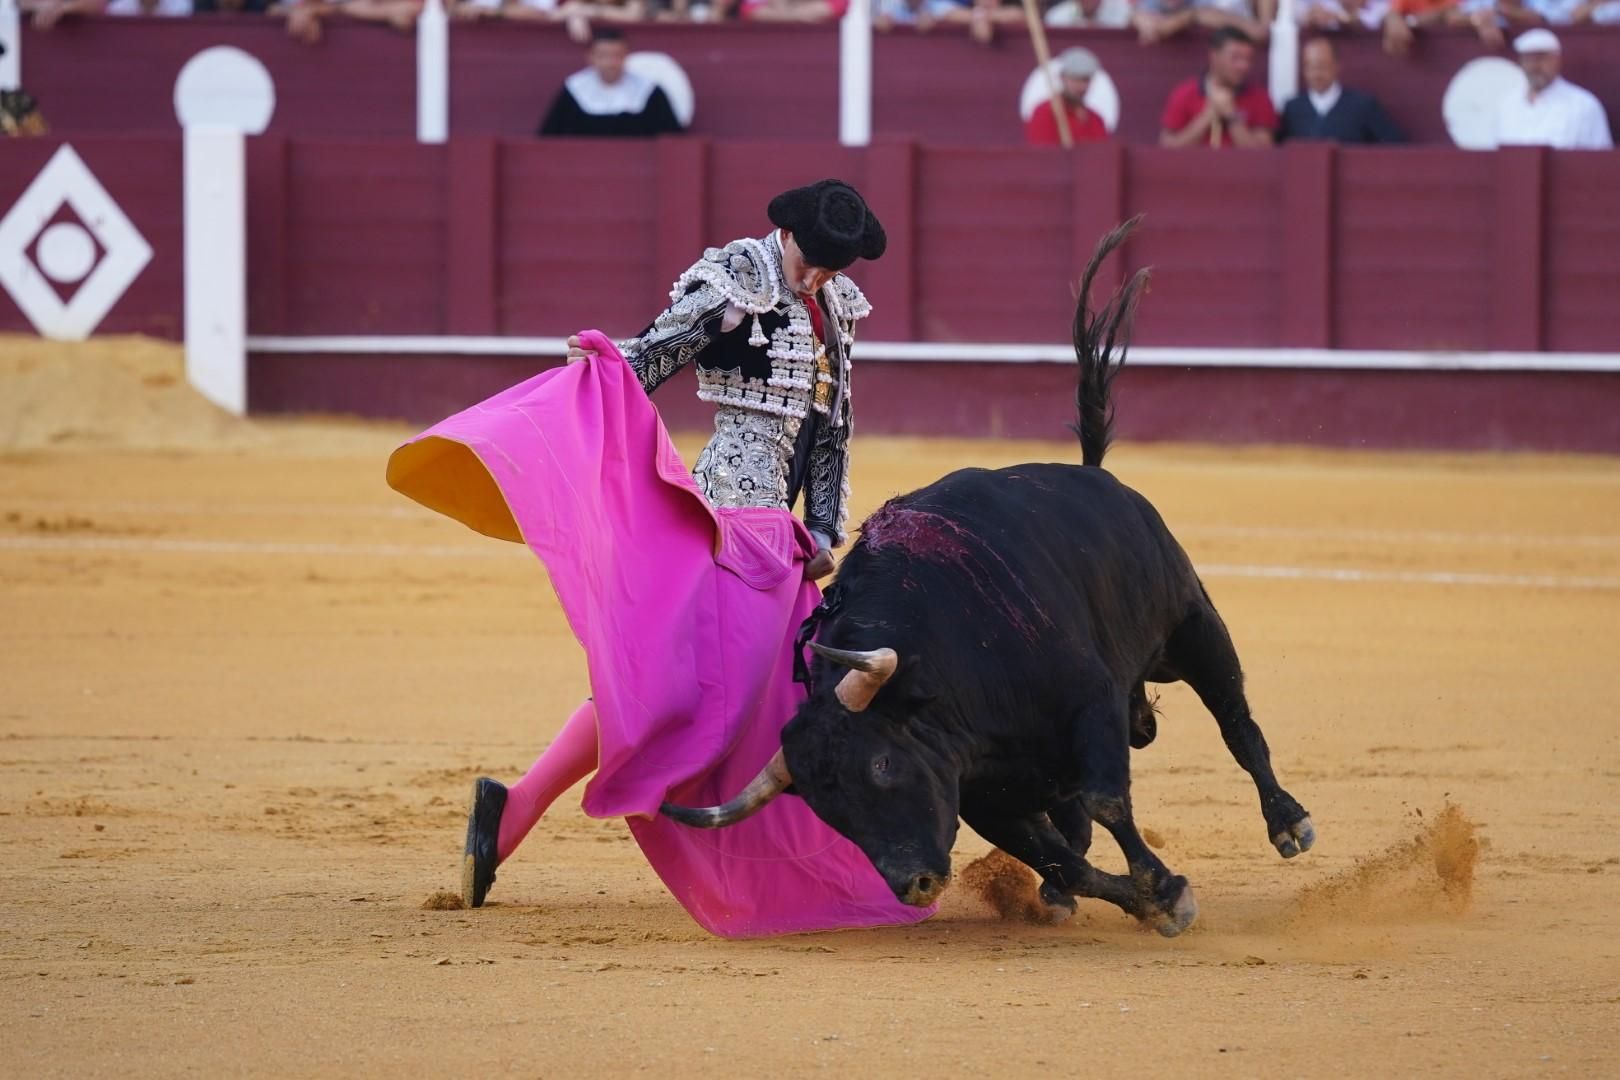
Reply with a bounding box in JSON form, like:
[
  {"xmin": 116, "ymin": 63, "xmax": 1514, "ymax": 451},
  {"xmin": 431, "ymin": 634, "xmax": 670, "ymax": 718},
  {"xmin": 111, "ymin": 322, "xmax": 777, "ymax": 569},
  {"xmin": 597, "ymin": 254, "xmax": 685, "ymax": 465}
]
[
  {"xmin": 1165, "ymin": 608, "xmax": 1316, "ymax": 859},
  {"xmin": 1070, "ymin": 685, "xmax": 1199, "ymax": 938},
  {"xmin": 960, "ymin": 802, "xmax": 1146, "ymax": 925}
]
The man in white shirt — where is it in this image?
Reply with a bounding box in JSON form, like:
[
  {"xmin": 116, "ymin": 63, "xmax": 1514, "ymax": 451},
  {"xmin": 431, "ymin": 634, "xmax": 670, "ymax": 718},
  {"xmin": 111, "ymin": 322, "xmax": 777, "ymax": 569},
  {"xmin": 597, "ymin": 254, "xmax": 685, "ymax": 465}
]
[
  {"xmin": 537, "ymin": 26, "xmax": 683, "ymax": 137},
  {"xmin": 1494, "ymin": 28, "xmax": 1614, "ymax": 150}
]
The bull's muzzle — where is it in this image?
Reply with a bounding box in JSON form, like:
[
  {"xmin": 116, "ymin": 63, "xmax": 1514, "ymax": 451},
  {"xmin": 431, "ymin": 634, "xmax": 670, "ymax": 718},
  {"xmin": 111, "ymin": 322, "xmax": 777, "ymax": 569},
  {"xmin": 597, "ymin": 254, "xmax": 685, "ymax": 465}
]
[{"xmin": 895, "ymin": 869, "xmax": 951, "ymax": 908}]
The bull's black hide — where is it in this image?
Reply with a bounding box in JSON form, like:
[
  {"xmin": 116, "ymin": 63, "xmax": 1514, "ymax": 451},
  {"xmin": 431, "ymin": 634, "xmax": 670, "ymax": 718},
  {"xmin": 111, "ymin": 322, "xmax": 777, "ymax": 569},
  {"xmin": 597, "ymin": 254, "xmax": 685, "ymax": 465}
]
[{"xmin": 665, "ymin": 220, "xmax": 1315, "ymax": 937}]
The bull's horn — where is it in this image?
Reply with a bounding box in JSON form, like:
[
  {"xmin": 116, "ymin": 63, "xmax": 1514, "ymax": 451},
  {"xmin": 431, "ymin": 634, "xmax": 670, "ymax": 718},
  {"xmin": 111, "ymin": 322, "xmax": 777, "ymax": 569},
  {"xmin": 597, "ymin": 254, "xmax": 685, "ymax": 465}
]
[
  {"xmin": 809, "ymin": 643, "xmax": 898, "ymax": 712},
  {"xmin": 659, "ymin": 749, "xmax": 792, "ymax": 829}
]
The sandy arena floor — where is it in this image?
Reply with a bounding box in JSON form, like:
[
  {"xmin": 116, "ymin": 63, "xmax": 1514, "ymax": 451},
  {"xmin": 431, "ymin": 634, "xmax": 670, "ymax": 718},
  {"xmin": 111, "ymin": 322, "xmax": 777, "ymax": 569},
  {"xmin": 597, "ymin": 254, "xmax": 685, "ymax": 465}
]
[{"xmin": 2, "ymin": 339, "xmax": 1619, "ymax": 1076}]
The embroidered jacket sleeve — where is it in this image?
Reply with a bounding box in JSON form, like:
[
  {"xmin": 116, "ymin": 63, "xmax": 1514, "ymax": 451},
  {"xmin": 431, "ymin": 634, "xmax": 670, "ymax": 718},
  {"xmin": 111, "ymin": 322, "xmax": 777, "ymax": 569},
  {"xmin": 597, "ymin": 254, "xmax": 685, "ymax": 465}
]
[
  {"xmin": 802, "ymin": 398, "xmax": 853, "ymax": 547},
  {"xmin": 800, "ymin": 274, "xmax": 870, "ymax": 548},
  {"xmin": 617, "ymin": 281, "xmax": 732, "ymax": 397}
]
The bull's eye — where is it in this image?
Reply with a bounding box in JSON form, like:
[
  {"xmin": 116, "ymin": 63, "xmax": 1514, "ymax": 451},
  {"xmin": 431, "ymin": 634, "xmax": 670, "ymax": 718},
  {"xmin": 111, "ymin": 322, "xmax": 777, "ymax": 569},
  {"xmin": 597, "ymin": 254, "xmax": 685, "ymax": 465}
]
[{"xmin": 871, "ymin": 755, "xmax": 890, "ymax": 779}]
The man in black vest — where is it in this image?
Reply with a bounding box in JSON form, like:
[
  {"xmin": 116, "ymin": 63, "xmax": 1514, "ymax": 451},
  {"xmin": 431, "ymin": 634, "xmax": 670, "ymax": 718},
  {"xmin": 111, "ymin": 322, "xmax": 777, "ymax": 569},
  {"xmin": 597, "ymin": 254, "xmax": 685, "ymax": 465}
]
[
  {"xmin": 1279, "ymin": 37, "xmax": 1405, "ymax": 145},
  {"xmin": 538, "ymin": 27, "xmax": 684, "ymax": 138}
]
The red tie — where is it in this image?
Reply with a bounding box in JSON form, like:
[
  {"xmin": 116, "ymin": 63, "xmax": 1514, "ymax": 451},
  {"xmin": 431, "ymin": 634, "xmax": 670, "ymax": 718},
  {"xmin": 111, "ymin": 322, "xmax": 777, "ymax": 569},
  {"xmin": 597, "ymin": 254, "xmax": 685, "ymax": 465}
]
[{"xmin": 800, "ymin": 293, "xmax": 826, "ymax": 344}]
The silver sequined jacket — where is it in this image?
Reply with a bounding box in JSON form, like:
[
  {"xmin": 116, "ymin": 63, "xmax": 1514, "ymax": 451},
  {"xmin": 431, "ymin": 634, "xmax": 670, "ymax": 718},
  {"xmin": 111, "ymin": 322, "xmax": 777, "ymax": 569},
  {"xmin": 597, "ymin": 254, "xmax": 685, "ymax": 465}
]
[{"xmin": 618, "ymin": 234, "xmax": 872, "ymax": 548}]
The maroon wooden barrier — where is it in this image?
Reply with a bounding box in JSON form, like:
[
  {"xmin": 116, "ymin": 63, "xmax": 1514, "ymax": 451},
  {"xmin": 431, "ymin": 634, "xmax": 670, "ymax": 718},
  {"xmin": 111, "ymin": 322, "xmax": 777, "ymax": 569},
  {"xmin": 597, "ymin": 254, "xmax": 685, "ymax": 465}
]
[
  {"xmin": 235, "ymin": 137, "xmax": 1620, "ymax": 355},
  {"xmin": 17, "ymin": 18, "xmax": 417, "ymax": 137},
  {"xmin": 1544, "ymin": 151, "xmax": 1620, "ymax": 355},
  {"xmin": 8, "ymin": 134, "xmax": 1615, "ymax": 355},
  {"xmin": 17, "ymin": 20, "xmax": 1619, "ymax": 145},
  {"xmin": 246, "ymin": 352, "xmax": 1620, "ymax": 453},
  {"xmin": 0, "ymin": 137, "xmax": 182, "ymax": 339}
]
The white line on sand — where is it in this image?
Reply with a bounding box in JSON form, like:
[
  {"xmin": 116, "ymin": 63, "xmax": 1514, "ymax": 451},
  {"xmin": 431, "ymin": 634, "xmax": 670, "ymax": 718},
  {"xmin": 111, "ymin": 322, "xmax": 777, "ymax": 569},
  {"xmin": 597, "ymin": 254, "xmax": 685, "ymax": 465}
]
[
  {"xmin": 0, "ymin": 536, "xmax": 514, "ymax": 560},
  {"xmin": 3, "ymin": 536, "xmax": 1617, "ymax": 590},
  {"xmin": 3, "ymin": 499, "xmax": 418, "ymax": 520},
  {"xmin": 6, "ymin": 500, "xmax": 1617, "ymax": 550},
  {"xmin": 1177, "ymin": 524, "xmax": 1620, "ymax": 549}
]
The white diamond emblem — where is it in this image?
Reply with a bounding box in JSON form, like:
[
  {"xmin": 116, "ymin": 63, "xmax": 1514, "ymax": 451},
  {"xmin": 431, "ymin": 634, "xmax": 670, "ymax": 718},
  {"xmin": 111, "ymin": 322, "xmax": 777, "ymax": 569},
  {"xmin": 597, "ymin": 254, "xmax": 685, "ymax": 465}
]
[{"xmin": 0, "ymin": 145, "xmax": 154, "ymax": 340}]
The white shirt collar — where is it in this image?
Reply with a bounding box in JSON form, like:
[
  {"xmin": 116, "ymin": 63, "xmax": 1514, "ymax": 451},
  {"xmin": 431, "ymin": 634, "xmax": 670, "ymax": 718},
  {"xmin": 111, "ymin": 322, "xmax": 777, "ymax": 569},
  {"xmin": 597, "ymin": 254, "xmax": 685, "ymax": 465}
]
[
  {"xmin": 1307, "ymin": 83, "xmax": 1343, "ymax": 116},
  {"xmin": 564, "ymin": 68, "xmax": 656, "ymax": 116}
]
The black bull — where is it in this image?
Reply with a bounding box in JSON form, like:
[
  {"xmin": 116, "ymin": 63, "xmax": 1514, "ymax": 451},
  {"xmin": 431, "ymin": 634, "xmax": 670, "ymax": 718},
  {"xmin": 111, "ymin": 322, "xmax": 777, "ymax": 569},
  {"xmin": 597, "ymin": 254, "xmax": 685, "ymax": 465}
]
[{"xmin": 661, "ymin": 220, "xmax": 1314, "ymax": 937}]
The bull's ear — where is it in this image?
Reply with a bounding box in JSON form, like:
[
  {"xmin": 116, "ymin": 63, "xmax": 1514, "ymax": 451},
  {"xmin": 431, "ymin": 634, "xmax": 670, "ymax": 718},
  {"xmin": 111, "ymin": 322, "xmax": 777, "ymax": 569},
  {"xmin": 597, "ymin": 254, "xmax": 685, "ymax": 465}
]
[{"xmin": 898, "ymin": 672, "xmax": 938, "ymax": 709}]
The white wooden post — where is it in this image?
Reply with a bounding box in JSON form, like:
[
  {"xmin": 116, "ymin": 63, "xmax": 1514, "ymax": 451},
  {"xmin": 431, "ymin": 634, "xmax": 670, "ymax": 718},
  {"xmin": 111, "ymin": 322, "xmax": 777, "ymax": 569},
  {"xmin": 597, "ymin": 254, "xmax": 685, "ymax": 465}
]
[
  {"xmin": 417, "ymin": 0, "xmax": 449, "ymax": 143},
  {"xmin": 0, "ymin": 0, "xmax": 21, "ymax": 93},
  {"xmin": 1269, "ymin": 0, "xmax": 1299, "ymax": 110},
  {"xmin": 839, "ymin": 0, "xmax": 872, "ymax": 147},
  {"xmin": 183, "ymin": 126, "xmax": 247, "ymax": 415}
]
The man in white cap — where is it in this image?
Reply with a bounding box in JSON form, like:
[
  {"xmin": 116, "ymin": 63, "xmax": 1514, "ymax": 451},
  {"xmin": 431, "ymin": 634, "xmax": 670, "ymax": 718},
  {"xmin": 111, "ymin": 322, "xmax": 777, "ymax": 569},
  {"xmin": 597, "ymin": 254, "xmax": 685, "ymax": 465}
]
[
  {"xmin": 1025, "ymin": 47, "xmax": 1111, "ymax": 145},
  {"xmin": 1493, "ymin": 29, "xmax": 1614, "ymax": 150}
]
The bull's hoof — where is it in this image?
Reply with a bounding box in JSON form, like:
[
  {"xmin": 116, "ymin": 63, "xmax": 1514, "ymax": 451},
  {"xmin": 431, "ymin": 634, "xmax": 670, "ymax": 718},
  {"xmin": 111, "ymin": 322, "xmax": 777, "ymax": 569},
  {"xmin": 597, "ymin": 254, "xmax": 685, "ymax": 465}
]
[
  {"xmin": 1272, "ymin": 815, "xmax": 1317, "ymax": 859},
  {"xmin": 1149, "ymin": 883, "xmax": 1198, "ymax": 938},
  {"xmin": 1038, "ymin": 882, "xmax": 1078, "ymax": 925}
]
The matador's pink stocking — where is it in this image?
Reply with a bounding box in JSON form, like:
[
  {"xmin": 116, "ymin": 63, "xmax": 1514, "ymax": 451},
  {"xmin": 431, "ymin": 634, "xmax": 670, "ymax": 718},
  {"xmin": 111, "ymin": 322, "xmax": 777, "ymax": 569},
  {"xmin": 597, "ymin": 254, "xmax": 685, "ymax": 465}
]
[{"xmin": 497, "ymin": 699, "xmax": 599, "ymax": 863}]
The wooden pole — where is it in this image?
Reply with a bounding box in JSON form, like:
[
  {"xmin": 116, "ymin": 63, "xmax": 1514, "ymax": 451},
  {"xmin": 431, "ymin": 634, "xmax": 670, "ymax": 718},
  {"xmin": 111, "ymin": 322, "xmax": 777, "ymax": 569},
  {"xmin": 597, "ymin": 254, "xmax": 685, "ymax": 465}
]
[{"xmin": 1020, "ymin": 0, "xmax": 1072, "ymax": 149}]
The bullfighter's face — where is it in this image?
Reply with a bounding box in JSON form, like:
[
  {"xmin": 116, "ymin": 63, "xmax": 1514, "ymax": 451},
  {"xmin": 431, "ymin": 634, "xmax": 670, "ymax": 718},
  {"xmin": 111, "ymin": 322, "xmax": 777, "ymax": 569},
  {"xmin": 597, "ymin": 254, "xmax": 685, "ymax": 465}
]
[
  {"xmin": 780, "ymin": 230, "xmax": 837, "ymax": 297},
  {"xmin": 781, "ymin": 703, "xmax": 959, "ymax": 907}
]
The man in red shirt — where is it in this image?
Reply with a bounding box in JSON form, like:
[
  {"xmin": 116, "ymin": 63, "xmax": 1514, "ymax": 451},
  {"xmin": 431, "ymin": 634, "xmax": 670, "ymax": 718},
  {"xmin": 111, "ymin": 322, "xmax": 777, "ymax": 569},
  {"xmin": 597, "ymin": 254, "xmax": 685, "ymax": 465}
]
[
  {"xmin": 1026, "ymin": 46, "xmax": 1111, "ymax": 146},
  {"xmin": 1160, "ymin": 27, "xmax": 1278, "ymax": 148}
]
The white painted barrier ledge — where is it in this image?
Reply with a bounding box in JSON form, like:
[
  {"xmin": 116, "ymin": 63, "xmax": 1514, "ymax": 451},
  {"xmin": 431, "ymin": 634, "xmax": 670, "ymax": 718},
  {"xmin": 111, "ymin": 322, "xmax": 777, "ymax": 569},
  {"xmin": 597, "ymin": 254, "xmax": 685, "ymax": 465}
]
[{"xmin": 243, "ymin": 335, "xmax": 1620, "ymax": 374}]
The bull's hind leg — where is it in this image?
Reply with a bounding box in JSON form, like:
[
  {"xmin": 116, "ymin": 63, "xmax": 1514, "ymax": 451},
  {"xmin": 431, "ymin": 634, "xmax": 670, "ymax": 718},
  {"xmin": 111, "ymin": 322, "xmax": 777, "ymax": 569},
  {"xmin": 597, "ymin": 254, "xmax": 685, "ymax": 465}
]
[
  {"xmin": 1164, "ymin": 606, "xmax": 1315, "ymax": 859},
  {"xmin": 1071, "ymin": 688, "xmax": 1199, "ymax": 937},
  {"xmin": 959, "ymin": 803, "xmax": 1143, "ymax": 924}
]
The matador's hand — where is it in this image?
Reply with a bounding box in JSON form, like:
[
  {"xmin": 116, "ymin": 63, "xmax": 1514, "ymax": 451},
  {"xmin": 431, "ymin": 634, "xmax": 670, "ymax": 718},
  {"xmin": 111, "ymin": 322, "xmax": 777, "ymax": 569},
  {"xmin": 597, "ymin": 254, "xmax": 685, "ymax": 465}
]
[
  {"xmin": 804, "ymin": 550, "xmax": 836, "ymax": 581},
  {"xmin": 565, "ymin": 335, "xmax": 595, "ymax": 364}
]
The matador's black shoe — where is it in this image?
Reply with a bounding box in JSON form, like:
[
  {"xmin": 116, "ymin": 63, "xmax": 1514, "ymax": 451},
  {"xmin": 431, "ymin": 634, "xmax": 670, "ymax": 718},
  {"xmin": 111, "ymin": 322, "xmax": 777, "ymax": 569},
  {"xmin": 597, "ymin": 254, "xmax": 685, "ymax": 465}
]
[{"xmin": 461, "ymin": 777, "xmax": 508, "ymax": 909}]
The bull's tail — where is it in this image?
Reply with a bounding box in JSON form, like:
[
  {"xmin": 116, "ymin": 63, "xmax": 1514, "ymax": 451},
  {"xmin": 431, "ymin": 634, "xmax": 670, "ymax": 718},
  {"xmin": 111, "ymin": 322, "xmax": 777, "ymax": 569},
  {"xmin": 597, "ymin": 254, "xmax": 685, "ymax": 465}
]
[{"xmin": 1071, "ymin": 217, "xmax": 1150, "ymax": 468}]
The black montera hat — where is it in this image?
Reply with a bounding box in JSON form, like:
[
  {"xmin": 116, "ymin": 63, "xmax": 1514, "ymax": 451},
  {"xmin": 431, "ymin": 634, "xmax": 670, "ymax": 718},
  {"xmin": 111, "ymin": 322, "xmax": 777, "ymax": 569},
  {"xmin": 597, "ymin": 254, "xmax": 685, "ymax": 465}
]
[{"xmin": 767, "ymin": 180, "xmax": 886, "ymax": 272}]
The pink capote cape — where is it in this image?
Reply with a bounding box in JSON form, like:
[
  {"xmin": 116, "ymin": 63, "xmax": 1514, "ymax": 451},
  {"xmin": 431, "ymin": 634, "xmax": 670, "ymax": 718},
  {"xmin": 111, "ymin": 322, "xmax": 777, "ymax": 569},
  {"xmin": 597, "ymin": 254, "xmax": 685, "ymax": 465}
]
[{"xmin": 385, "ymin": 330, "xmax": 932, "ymax": 938}]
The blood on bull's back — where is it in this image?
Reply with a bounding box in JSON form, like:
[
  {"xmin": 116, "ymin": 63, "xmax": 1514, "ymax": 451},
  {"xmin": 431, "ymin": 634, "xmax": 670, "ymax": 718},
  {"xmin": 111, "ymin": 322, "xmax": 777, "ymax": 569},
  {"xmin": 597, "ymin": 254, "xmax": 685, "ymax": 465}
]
[{"xmin": 844, "ymin": 461, "xmax": 1202, "ymax": 681}]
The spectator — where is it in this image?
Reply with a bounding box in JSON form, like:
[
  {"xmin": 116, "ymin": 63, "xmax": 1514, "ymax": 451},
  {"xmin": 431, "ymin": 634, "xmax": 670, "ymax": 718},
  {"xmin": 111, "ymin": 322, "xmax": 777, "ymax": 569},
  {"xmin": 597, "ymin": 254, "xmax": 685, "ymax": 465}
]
[
  {"xmin": 1493, "ymin": 28, "xmax": 1614, "ymax": 149},
  {"xmin": 874, "ymin": 0, "xmax": 972, "ymax": 31},
  {"xmin": 554, "ymin": 0, "xmax": 649, "ymax": 43},
  {"xmin": 453, "ymin": 0, "xmax": 558, "ymax": 20},
  {"xmin": 21, "ymin": 0, "xmax": 110, "ymax": 30},
  {"xmin": 1279, "ymin": 37, "xmax": 1405, "ymax": 143},
  {"xmin": 1160, "ymin": 26, "xmax": 1278, "ymax": 148},
  {"xmin": 0, "ymin": 43, "xmax": 47, "ymax": 137},
  {"xmin": 736, "ymin": 0, "xmax": 848, "ymax": 20},
  {"xmin": 1382, "ymin": 0, "xmax": 1503, "ymax": 56},
  {"xmin": 1136, "ymin": 0, "xmax": 1275, "ymax": 45},
  {"xmin": 279, "ymin": 0, "xmax": 426, "ymax": 44},
  {"xmin": 963, "ymin": 0, "xmax": 1029, "ymax": 45},
  {"xmin": 538, "ymin": 27, "xmax": 685, "ymax": 137},
  {"xmin": 194, "ymin": 0, "xmax": 273, "ymax": 10},
  {"xmin": 1498, "ymin": 0, "xmax": 1620, "ymax": 24},
  {"xmin": 1026, "ymin": 47, "xmax": 1111, "ymax": 146},
  {"xmin": 1044, "ymin": 0, "xmax": 1132, "ymax": 26},
  {"xmin": 106, "ymin": 0, "xmax": 194, "ymax": 12},
  {"xmin": 1296, "ymin": 0, "xmax": 1390, "ymax": 30}
]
